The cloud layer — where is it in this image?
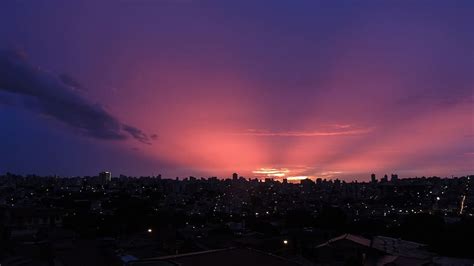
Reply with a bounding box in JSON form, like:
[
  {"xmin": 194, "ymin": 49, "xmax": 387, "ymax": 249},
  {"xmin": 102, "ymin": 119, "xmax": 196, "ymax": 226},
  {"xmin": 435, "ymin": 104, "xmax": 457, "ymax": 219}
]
[
  {"xmin": 0, "ymin": 50, "xmax": 152, "ymax": 144},
  {"xmin": 240, "ymin": 125, "xmax": 374, "ymax": 137}
]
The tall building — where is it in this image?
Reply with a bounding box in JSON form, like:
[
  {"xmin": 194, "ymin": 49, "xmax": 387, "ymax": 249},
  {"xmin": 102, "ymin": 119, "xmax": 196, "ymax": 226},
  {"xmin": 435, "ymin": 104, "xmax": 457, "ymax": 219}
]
[
  {"xmin": 99, "ymin": 171, "xmax": 112, "ymax": 184},
  {"xmin": 391, "ymin": 174, "xmax": 399, "ymax": 182},
  {"xmin": 371, "ymin": 173, "xmax": 377, "ymax": 183},
  {"xmin": 232, "ymin": 172, "xmax": 238, "ymax": 181}
]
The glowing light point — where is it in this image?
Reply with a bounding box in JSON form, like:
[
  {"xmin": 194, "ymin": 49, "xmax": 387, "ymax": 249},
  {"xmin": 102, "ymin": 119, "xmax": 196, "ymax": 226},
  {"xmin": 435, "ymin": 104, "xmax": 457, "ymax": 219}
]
[
  {"xmin": 147, "ymin": 228, "xmax": 153, "ymax": 233},
  {"xmin": 283, "ymin": 240, "xmax": 288, "ymax": 245}
]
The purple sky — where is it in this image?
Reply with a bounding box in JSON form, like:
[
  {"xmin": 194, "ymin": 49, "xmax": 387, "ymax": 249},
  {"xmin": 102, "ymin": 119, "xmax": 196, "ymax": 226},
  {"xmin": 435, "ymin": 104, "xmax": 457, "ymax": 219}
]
[{"xmin": 0, "ymin": 0, "xmax": 473, "ymax": 180}]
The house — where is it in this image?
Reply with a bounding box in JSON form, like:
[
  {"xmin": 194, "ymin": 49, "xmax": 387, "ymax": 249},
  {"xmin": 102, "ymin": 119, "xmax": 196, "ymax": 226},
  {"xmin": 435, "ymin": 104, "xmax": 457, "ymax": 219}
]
[
  {"xmin": 314, "ymin": 234, "xmax": 436, "ymax": 266},
  {"xmin": 127, "ymin": 247, "xmax": 300, "ymax": 266}
]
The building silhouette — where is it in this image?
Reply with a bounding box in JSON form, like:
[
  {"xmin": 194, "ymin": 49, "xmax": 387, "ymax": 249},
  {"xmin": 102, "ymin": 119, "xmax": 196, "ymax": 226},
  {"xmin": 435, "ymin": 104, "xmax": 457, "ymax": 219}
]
[
  {"xmin": 391, "ymin": 174, "xmax": 399, "ymax": 182},
  {"xmin": 99, "ymin": 171, "xmax": 111, "ymax": 184},
  {"xmin": 371, "ymin": 173, "xmax": 377, "ymax": 183}
]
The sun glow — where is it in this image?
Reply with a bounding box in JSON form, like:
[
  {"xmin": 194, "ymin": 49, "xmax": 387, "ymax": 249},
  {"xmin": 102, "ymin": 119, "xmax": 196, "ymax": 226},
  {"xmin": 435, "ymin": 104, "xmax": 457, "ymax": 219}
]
[
  {"xmin": 252, "ymin": 168, "xmax": 313, "ymax": 182},
  {"xmin": 286, "ymin": 176, "xmax": 309, "ymax": 181},
  {"xmin": 252, "ymin": 168, "xmax": 290, "ymax": 178}
]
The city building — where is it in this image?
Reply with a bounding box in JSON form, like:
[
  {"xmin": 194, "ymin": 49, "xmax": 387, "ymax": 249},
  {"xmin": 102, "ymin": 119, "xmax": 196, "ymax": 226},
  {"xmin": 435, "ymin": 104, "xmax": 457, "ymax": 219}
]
[
  {"xmin": 371, "ymin": 173, "xmax": 377, "ymax": 183},
  {"xmin": 391, "ymin": 174, "xmax": 399, "ymax": 182},
  {"xmin": 99, "ymin": 171, "xmax": 112, "ymax": 184}
]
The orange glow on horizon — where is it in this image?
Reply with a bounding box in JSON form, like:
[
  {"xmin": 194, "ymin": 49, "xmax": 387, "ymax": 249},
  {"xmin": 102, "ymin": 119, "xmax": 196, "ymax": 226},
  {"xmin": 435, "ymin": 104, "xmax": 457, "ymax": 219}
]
[
  {"xmin": 252, "ymin": 168, "xmax": 313, "ymax": 182},
  {"xmin": 287, "ymin": 176, "xmax": 310, "ymax": 181},
  {"xmin": 253, "ymin": 168, "xmax": 290, "ymax": 178}
]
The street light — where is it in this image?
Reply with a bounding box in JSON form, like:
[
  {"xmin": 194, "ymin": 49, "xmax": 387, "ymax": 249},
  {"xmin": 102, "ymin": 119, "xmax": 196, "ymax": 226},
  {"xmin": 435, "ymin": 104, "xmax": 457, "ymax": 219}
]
[{"xmin": 283, "ymin": 240, "xmax": 288, "ymax": 245}]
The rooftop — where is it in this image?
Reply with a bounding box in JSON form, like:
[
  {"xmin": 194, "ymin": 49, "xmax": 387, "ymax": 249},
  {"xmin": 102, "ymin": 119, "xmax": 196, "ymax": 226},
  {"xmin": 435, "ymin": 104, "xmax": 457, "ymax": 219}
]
[{"xmin": 128, "ymin": 247, "xmax": 300, "ymax": 266}]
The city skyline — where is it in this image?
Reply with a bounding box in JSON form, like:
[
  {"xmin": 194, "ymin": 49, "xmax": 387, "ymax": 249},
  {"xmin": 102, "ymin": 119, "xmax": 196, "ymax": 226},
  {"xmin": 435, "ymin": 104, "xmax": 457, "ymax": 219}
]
[{"xmin": 1, "ymin": 1, "xmax": 473, "ymax": 180}]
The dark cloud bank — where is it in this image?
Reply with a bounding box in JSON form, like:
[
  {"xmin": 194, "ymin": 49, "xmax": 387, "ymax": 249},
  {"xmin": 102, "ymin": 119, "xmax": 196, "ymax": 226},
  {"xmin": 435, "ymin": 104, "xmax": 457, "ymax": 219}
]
[{"xmin": 0, "ymin": 50, "xmax": 153, "ymax": 144}]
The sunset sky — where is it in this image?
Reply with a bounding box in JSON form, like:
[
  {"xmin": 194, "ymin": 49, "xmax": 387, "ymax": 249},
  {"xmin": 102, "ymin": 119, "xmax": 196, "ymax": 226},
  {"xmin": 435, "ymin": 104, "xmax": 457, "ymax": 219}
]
[{"xmin": 0, "ymin": 0, "xmax": 473, "ymax": 180}]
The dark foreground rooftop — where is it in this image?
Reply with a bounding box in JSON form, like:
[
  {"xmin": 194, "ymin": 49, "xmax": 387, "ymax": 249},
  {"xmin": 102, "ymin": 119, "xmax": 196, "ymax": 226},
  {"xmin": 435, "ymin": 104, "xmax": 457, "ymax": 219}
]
[{"xmin": 128, "ymin": 247, "xmax": 299, "ymax": 266}]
